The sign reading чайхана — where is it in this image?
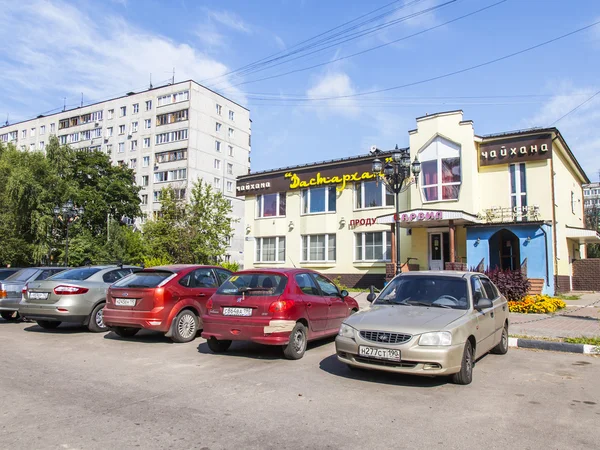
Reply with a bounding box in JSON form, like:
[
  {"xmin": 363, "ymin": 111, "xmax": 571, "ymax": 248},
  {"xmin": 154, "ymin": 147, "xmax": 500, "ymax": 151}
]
[{"xmin": 479, "ymin": 134, "xmax": 552, "ymax": 167}]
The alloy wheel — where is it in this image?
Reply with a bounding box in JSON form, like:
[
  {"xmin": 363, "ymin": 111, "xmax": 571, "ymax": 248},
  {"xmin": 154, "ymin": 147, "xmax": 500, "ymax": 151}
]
[
  {"xmin": 292, "ymin": 329, "xmax": 305, "ymax": 353},
  {"xmin": 95, "ymin": 308, "xmax": 105, "ymax": 328},
  {"xmin": 177, "ymin": 313, "xmax": 196, "ymax": 340}
]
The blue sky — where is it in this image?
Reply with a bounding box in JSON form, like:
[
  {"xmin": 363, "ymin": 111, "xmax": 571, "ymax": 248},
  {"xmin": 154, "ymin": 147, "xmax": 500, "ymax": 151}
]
[{"xmin": 1, "ymin": 0, "xmax": 599, "ymax": 180}]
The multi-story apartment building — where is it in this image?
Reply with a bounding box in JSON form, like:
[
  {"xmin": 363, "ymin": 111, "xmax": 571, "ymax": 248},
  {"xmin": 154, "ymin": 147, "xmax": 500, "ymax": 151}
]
[
  {"xmin": 583, "ymin": 182, "xmax": 600, "ymax": 209},
  {"xmin": 0, "ymin": 80, "xmax": 251, "ymax": 265}
]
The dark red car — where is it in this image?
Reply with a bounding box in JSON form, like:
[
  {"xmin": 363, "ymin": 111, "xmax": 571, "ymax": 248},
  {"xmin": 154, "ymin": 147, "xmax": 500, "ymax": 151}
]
[
  {"xmin": 201, "ymin": 268, "xmax": 359, "ymax": 359},
  {"xmin": 104, "ymin": 265, "xmax": 232, "ymax": 343}
]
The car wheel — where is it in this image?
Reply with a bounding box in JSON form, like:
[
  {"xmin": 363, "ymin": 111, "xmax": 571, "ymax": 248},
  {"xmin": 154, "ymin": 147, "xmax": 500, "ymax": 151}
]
[
  {"xmin": 171, "ymin": 310, "xmax": 198, "ymax": 343},
  {"xmin": 0, "ymin": 311, "xmax": 20, "ymax": 321},
  {"xmin": 36, "ymin": 320, "xmax": 61, "ymax": 330},
  {"xmin": 451, "ymin": 340, "xmax": 474, "ymax": 385},
  {"xmin": 491, "ymin": 324, "xmax": 509, "ymax": 355},
  {"xmin": 350, "ymin": 309, "xmax": 358, "ymax": 315},
  {"xmin": 207, "ymin": 337, "xmax": 232, "ymax": 353},
  {"xmin": 111, "ymin": 327, "xmax": 140, "ymax": 338},
  {"xmin": 88, "ymin": 303, "xmax": 108, "ymax": 333},
  {"xmin": 283, "ymin": 322, "xmax": 307, "ymax": 360}
]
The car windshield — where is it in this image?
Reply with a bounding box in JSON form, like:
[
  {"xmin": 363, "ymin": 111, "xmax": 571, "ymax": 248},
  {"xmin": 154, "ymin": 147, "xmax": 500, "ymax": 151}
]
[
  {"xmin": 49, "ymin": 267, "xmax": 102, "ymax": 281},
  {"xmin": 112, "ymin": 271, "xmax": 174, "ymax": 288},
  {"xmin": 5, "ymin": 268, "xmax": 38, "ymax": 282},
  {"xmin": 216, "ymin": 273, "xmax": 287, "ymax": 296},
  {"xmin": 374, "ymin": 276, "xmax": 469, "ymax": 310}
]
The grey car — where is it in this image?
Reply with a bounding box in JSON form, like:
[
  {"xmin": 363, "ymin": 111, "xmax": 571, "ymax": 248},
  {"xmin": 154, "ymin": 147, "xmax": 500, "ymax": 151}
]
[
  {"xmin": 19, "ymin": 265, "xmax": 140, "ymax": 332},
  {"xmin": 0, "ymin": 267, "xmax": 67, "ymax": 321},
  {"xmin": 335, "ymin": 271, "xmax": 509, "ymax": 385}
]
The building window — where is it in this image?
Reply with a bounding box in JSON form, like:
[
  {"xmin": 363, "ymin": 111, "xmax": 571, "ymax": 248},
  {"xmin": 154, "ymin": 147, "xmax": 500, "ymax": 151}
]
[
  {"xmin": 39, "ymin": 141, "xmax": 45, "ymax": 151},
  {"xmin": 154, "ymin": 168, "xmax": 187, "ymax": 183},
  {"xmin": 257, "ymin": 193, "xmax": 286, "ymax": 218},
  {"xmin": 131, "ymin": 121, "xmax": 138, "ymax": 133},
  {"xmin": 355, "ymin": 231, "xmax": 392, "ymax": 261},
  {"xmin": 153, "ymin": 191, "xmax": 161, "ymax": 203},
  {"xmin": 155, "ymin": 149, "xmax": 187, "ymax": 163},
  {"xmin": 81, "ymin": 130, "xmax": 91, "ymax": 141},
  {"xmin": 106, "ymin": 144, "xmax": 113, "ymax": 154},
  {"xmin": 29, "ymin": 143, "xmax": 35, "ymax": 151},
  {"xmin": 143, "ymin": 137, "xmax": 150, "ymax": 148},
  {"xmin": 157, "ymin": 90, "xmax": 189, "ymax": 107},
  {"xmin": 93, "ymin": 128, "xmax": 102, "ymax": 138},
  {"xmin": 141, "ymin": 194, "xmax": 148, "ymax": 205},
  {"xmin": 256, "ymin": 237, "xmax": 285, "ymax": 263},
  {"xmin": 145, "ymin": 100, "xmax": 152, "ymax": 111},
  {"xmin": 133, "ymin": 103, "xmax": 139, "ymax": 114},
  {"xmin": 301, "ymin": 186, "xmax": 336, "ymax": 214},
  {"xmin": 118, "ymin": 142, "xmax": 125, "ymax": 153},
  {"xmin": 39, "ymin": 125, "xmax": 46, "ymax": 135},
  {"xmin": 31, "ymin": 128, "xmax": 36, "ymax": 137},
  {"xmin": 155, "ymin": 129, "xmax": 188, "ymax": 144},
  {"xmin": 156, "ymin": 109, "xmax": 188, "ymax": 126},
  {"xmin": 142, "ymin": 156, "xmax": 150, "ymax": 167},
  {"xmin": 216, "ymin": 104, "xmax": 222, "ymax": 115},
  {"xmin": 355, "ymin": 180, "xmax": 394, "ymax": 209},
  {"xmin": 119, "ymin": 125, "xmax": 126, "ymax": 135},
  {"xmin": 509, "ymin": 163, "xmax": 527, "ymax": 218},
  {"xmin": 107, "ymin": 127, "xmax": 113, "ymax": 137},
  {"xmin": 216, "ymin": 122, "xmax": 221, "ymax": 132},
  {"xmin": 22, "ymin": 130, "xmax": 27, "ymax": 139},
  {"xmin": 227, "ymin": 181, "xmax": 233, "ymax": 192},
  {"xmin": 174, "ymin": 189, "xmax": 186, "ymax": 200},
  {"xmin": 120, "ymin": 106, "xmax": 126, "ymax": 117},
  {"xmin": 302, "ymin": 234, "xmax": 336, "ymax": 262},
  {"xmin": 145, "ymin": 119, "xmax": 152, "ymax": 129},
  {"xmin": 107, "ymin": 109, "xmax": 114, "ymax": 120},
  {"xmin": 420, "ymin": 137, "xmax": 461, "ymax": 202},
  {"xmin": 215, "ymin": 141, "xmax": 221, "ymax": 152},
  {"xmin": 229, "ymin": 110, "xmax": 234, "ymax": 121},
  {"xmin": 50, "ymin": 123, "xmax": 55, "ymax": 133},
  {"xmin": 227, "ymin": 163, "xmax": 233, "ymax": 175},
  {"xmin": 214, "ymin": 159, "xmax": 221, "ymax": 169},
  {"xmin": 141, "ymin": 175, "xmax": 149, "ymax": 186},
  {"xmin": 228, "ymin": 128, "xmax": 234, "ymax": 138},
  {"xmin": 59, "ymin": 135, "xmax": 67, "ymax": 145},
  {"xmin": 214, "ymin": 177, "xmax": 221, "ymax": 189},
  {"xmin": 571, "ymin": 191, "xmax": 575, "ymax": 214},
  {"xmin": 129, "ymin": 158, "xmax": 137, "ymax": 169},
  {"xmin": 228, "ymin": 145, "xmax": 234, "ymax": 157},
  {"xmin": 131, "ymin": 140, "xmax": 138, "ymax": 151}
]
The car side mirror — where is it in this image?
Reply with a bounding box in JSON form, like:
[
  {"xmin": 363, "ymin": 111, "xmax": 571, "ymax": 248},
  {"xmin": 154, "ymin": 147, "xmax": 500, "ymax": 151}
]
[
  {"xmin": 475, "ymin": 298, "xmax": 493, "ymax": 310},
  {"xmin": 340, "ymin": 289, "xmax": 349, "ymax": 298},
  {"xmin": 367, "ymin": 285, "xmax": 376, "ymax": 303}
]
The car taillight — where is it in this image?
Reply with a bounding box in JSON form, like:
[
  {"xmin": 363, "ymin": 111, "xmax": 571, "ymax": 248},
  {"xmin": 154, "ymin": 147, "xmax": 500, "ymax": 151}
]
[
  {"xmin": 268, "ymin": 299, "xmax": 294, "ymax": 313},
  {"xmin": 21, "ymin": 284, "xmax": 28, "ymax": 295},
  {"xmin": 53, "ymin": 285, "xmax": 89, "ymax": 295},
  {"xmin": 206, "ymin": 298, "xmax": 213, "ymax": 309},
  {"xmin": 154, "ymin": 287, "xmax": 164, "ymax": 306},
  {"xmin": 0, "ymin": 290, "xmax": 6, "ymax": 298}
]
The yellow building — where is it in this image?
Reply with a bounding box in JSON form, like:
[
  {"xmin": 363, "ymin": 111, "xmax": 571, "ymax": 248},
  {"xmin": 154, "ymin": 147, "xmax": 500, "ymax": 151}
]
[{"xmin": 238, "ymin": 111, "xmax": 598, "ymax": 294}]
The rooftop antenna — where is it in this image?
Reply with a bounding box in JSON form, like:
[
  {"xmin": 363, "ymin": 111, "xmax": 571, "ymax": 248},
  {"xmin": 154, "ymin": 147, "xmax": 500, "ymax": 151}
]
[
  {"xmin": 63, "ymin": 97, "xmax": 66, "ymax": 112},
  {"xmin": 172, "ymin": 67, "xmax": 175, "ymax": 85},
  {"xmin": 80, "ymin": 92, "xmax": 83, "ymax": 107},
  {"xmin": 149, "ymin": 73, "xmax": 153, "ymax": 89},
  {"xmin": 4, "ymin": 114, "xmax": 8, "ymax": 126}
]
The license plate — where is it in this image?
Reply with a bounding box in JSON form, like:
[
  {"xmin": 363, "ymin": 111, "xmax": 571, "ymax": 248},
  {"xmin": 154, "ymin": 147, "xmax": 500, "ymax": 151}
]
[
  {"xmin": 222, "ymin": 307, "xmax": 252, "ymax": 317},
  {"xmin": 115, "ymin": 298, "xmax": 136, "ymax": 307},
  {"xmin": 359, "ymin": 346, "xmax": 401, "ymax": 361},
  {"xmin": 29, "ymin": 292, "xmax": 48, "ymax": 300}
]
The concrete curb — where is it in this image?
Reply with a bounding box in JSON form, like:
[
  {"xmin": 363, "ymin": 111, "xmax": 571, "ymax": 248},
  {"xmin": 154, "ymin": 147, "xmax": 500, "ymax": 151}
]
[{"xmin": 508, "ymin": 337, "xmax": 600, "ymax": 355}]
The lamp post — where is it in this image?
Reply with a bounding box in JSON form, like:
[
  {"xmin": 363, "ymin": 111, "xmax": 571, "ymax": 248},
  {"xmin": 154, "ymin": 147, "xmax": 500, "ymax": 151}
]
[
  {"xmin": 372, "ymin": 145, "xmax": 421, "ymax": 275},
  {"xmin": 53, "ymin": 200, "xmax": 84, "ymax": 267}
]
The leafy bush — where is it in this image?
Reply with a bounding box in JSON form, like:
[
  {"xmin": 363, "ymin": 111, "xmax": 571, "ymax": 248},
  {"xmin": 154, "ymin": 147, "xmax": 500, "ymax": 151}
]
[
  {"xmin": 219, "ymin": 261, "xmax": 240, "ymax": 273},
  {"xmin": 508, "ymin": 295, "xmax": 566, "ymax": 314},
  {"xmin": 481, "ymin": 268, "xmax": 530, "ymax": 301},
  {"xmin": 332, "ymin": 276, "xmax": 348, "ymax": 292},
  {"xmin": 142, "ymin": 255, "xmax": 173, "ymax": 268}
]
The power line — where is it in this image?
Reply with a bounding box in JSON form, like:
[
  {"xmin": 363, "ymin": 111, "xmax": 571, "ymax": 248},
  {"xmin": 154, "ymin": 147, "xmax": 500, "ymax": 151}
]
[
  {"xmin": 550, "ymin": 89, "xmax": 600, "ymax": 126},
  {"xmin": 238, "ymin": 19, "xmax": 600, "ymax": 102},
  {"xmin": 222, "ymin": 0, "xmax": 507, "ymax": 90}
]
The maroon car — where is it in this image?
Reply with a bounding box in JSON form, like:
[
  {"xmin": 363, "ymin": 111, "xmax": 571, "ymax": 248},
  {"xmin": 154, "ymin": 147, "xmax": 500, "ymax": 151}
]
[
  {"xmin": 201, "ymin": 268, "xmax": 359, "ymax": 359},
  {"xmin": 104, "ymin": 265, "xmax": 232, "ymax": 343}
]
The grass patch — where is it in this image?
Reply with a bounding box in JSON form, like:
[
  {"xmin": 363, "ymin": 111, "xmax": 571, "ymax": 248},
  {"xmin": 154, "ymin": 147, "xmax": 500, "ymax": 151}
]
[
  {"xmin": 564, "ymin": 337, "xmax": 600, "ymax": 346},
  {"xmin": 557, "ymin": 294, "xmax": 581, "ymax": 301}
]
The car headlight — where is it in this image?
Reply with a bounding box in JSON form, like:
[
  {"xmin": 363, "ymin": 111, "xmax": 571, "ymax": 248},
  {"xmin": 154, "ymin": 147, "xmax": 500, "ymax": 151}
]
[
  {"xmin": 418, "ymin": 331, "xmax": 452, "ymax": 346},
  {"xmin": 338, "ymin": 323, "xmax": 356, "ymax": 339}
]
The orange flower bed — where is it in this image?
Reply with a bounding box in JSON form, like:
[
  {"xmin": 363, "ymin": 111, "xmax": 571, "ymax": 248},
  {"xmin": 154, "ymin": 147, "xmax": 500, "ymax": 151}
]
[{"xmin": 508, "ymin": 295, "xmax": 566, "ymax": 314}]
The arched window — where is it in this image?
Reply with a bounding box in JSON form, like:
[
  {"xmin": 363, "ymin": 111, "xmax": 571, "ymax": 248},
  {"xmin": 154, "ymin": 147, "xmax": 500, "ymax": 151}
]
[{"xmin": 419, "ymin": 136, "xmax": 461, "ymax": 202}]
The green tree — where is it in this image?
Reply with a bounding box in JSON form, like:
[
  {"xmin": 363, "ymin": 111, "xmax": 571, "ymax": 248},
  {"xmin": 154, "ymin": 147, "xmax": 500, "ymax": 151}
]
[{"xmin": 105, "ymin": 219, "xmax": 146, "ymax": 265}]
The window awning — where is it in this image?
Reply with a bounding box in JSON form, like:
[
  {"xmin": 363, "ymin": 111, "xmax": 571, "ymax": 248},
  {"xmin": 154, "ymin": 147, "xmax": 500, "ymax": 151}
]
[
  {"xmin": 376, "ymin": 209, "xmax": 482, "ymax": 228},
  {"xmin": 565, "ymin": 226, "xmax": 600, "ymax": 243}
]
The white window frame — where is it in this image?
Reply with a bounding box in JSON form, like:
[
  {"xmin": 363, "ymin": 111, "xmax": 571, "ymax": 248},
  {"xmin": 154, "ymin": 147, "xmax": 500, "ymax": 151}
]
[
  {"xmin": 120, "ymin": 106, "xmax": 126, "ymax": 117},
  {"xmin": 118, "ymin": 142, "xmax": 125, "ymax": 153},
  {"xmin": 215, "ymin": 141, "xmax": 221, "ymax": 152},
  {"xmin": 355, "ymin": 180, "xmax": 394, "ymax": 210},
  {"xmin": 227, "ymin": 163, "xmax": 233, "ymax": 175},
  {"xmin": 133, "ymin": 103, "xmax": 139, "ymax": 114},
  {"xmin": 214, "ymin": 177, "xmax": 221, "ymax": 189},
  {"xmin": 131, "ymin": 140, "xmax": 138, "ymax": 151},
  {"xmin": 216, "ymin": 122, "xmax": 221, "ymax": 132},
  {"xmin": 509, "ymin": 163, "xmax": 527, "ymax": 220},
  {"xmin": 131, "ymin": 121, "xmax": 138, "ymax": 133},
  {"xmin": 256, "ymin": 193, "xmax": 286, "ymax": 218},
  {"xmin": 226, "ymin": 181, "xmax": 233, "ymax": 192},
  {"xmin": 145, "ymin": 100, "xmax": 152, "ymax": 111},
  {"xmin": 40, "ymin": 125, "xmax": 46, "ymax": 135},
  {"xmin": 214, "ymin": 159, "xmax": 221, "ymax": 169},
  {"xmin": 229, "ymin": 110, "xmax": 234, "ymax": 121},
  {"xmin": 145, "ymin": 119, "xmax": 152, "ymax": 129},
  {"xmin": 301, "ymin": 187, "xmax": 336, "ymax": 215},
  {"xmin": 216, "ymin": 104, "xmax": 222, "ymax": 115},
  {"xmin": 228, "ymin": 128, "xmax": 234, "ymax": 138},
  {"xmin": 255, "ymin": 237, "xmax": 286, "ymax": 263},
  {"xmin": 419, "ymin": 137, "xmax": 462, "ymax": 203},
  {"xmin": 228, "ymin": 145, "xmax": 234, "ymax": 157},
  {"xmin": 119, "ymin": 125, "xmax": 125, "ymax": 135},
  {"xmin": 354, "ymin": 231, "xmax": 392, "ymax": 262},
  {"xmin": 143, "ymin": 137, "xmax": 150, "ymax": 148},
  {"xmin": 141, "ymin": 175, "xmax": 149, "ymax": 186},
  {"xmin": 142, "ymin": 156, "xmax": 150, "ymax": 167},
  {"xmin": 301, "ymin": 234, "xmax": 336, "ymax": 263}
]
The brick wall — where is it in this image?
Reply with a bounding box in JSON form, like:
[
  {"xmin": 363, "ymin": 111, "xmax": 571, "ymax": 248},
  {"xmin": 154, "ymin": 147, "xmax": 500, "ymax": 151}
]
[
  {"xmin": 331, "ymin": 273, "xmax": 386, "ymax": 290},
  {"xmin": 572, "ymin": 259, "xmax": 600, "ymax": 291},
  {"xmin": 554, "ymin": 275, "xmax": 571, "ymax": 294}
]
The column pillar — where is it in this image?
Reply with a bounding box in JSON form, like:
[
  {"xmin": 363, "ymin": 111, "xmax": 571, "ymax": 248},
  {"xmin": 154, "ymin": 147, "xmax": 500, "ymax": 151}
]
[
  {"xmin": 449, "ymin": 220, "xmax": 456, "ymax": 265},
  {"xmin": 391, "ymin": 223, "xmax": 397, "ymax": 266}
]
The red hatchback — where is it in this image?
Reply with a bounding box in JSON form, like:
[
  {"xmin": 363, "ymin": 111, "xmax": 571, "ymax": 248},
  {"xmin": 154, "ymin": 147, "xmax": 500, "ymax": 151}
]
[
  {"xmin": 104, "ymin": 265, "xmax": 232, "ymax": 343},
  {"xmin": 201, "ymin": 268, "xmax": 359, "ymax": 359}
]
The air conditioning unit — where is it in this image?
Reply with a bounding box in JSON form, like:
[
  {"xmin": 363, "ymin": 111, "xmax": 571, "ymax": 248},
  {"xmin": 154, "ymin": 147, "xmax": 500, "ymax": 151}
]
[
  {"xmin": 104, "ymin": 138, "xmax": 109, "ymax": 143},
  {"xmin": 95, "ymin": 122, "xmax": 99, "ymax": 127},
  {"xmin": 127, "ymin": 135, "xmax": 132, "ymax": 139}
]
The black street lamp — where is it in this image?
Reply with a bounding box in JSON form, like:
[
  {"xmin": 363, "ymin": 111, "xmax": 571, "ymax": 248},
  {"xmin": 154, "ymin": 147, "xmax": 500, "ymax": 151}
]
[
  {"xmin": 372, "ymin": 145, "xmax": 421, "ymax": 275},
  {"xmin": 53, "ymin": 200, "xmax": 84, "ymax": 267}
]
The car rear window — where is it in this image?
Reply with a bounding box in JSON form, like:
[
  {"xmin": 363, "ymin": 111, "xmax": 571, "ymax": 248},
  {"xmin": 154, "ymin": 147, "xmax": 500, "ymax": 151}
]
[
  {"xmin": 112, "ymin": 271, "xmax": 174, "ymax": 288},
  {"xmin": 6, "ymin": 268, "xmax": 38, "ymax": 282},
  {"xmin": 49, "ymin": 267, "xmax": 102, "ymax": 281},
  {"xmin": 216, "ymin": 273, "xmax": 287, "ymax": 296}
]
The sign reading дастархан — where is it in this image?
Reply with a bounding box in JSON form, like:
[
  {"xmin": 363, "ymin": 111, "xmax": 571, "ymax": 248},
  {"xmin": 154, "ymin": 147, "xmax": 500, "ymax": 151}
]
[{"xmin": 479, "ymin": 134, "xmax": 552, "ymax": 167}]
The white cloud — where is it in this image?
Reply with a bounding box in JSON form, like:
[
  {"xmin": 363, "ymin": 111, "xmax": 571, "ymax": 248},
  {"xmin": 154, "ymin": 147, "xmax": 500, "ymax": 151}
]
[
  {"xmin": 0, "ymin": 1, "xmax": 247, "ymax": 120},
  {"xmin": 306, "ymin": 71, "xmax": 360, "ymax": 117},
  {"xmin": 274, "ymin": 35, "xmax": 286, "ymax": 50},
  {"xmin": 523, "ymin": 83, "xmax": 600, "ymax": 181},
  {"xmin": 208, "ymin": 10, "xmax": 252, "ymax": 34}
]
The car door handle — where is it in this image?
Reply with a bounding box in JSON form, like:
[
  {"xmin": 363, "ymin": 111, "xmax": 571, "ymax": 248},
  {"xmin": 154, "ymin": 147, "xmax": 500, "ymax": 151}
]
[
  {"xmin": 327, "ymin": 302, "xmax": 332, "ymax": 307},
  {"xmin": 306, "ymin": 302, "xmax": 312, "ymax": 308},
  {"xmin": 490, "ymin": 311, "xmax": 494, "ymax": 318},
  {"xmin": 502, "ymin": 305, "xmax": 506, "ymax": 311},
  {"xmin": 197, "ymin": 293, "xmax": 206, "ymax": 297}
]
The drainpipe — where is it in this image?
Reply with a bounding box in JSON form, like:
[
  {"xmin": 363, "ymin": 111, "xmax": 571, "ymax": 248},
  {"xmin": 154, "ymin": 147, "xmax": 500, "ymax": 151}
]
[{"xmin": 540, "ymin": 225, "xmax": 550, "ymax": 287}]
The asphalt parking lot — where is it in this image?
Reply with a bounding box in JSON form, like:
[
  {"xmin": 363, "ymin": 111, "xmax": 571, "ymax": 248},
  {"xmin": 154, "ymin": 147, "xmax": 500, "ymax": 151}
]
[{"xmin": 1, "ymin": 320, "xmax": 599, "ymax": 450}]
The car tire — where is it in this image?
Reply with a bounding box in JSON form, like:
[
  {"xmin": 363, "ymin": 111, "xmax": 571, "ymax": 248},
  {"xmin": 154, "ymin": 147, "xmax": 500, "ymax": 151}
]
[
  {"xmin": 207, "ymin": 337, "xmax": 232, "ymax": 353},
  {"xmin": 283, "ymin": 322, "xmax": 307, "ymax": 360},
  {"xmin": 170, "ymin": 310, "xmax": 198, "ymax": 343},
  {"xmin": 112, "ymin": 327, "xmax": 140, "ymax": 338},
  {"xmin": 88, "ymin": 303, "xmax": 108, "ymax": 333},
  {"xmin": 36, "ymin": 320, "xmax": 61, "ymax": 330},
  {"xmin": 451, "ymin": 340, "xmax": 474, "ymax": 385},
  {"xmin": 0, "ymin": 311, "xmax": 20, "ymax": 321},
  {"xmin": 491, "ymin": 324, "xmax": 509, "ymax": 355}
]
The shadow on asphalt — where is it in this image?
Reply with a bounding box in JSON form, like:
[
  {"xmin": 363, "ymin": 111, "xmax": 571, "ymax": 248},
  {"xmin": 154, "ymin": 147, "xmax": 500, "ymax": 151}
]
[
  {"xmin": 23, "ymin": 323, "xmax": 92, "ymax": 334},
  {"xmin": 197, "ymin": 335, "xmax": 337, "ymax": 361},
  {"xmin": 102, "ymin": 328, "xmax": 198, "ymax": 344},
  {"xmin": 318, "ymin": 354, "xmax": 450, "ymax": 388}
]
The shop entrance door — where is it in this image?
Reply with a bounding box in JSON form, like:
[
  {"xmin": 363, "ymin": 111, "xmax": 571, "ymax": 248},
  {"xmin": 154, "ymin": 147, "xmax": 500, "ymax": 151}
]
[{"xmin": 429, "ymin": 232, "xmax": 450, "ymax": 270}]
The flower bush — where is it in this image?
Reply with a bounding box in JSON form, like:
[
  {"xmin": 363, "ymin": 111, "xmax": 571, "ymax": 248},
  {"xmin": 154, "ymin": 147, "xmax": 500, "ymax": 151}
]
[{"xmin": 508, "ymin": 295, "xmax": 566, "ymax": 314}]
